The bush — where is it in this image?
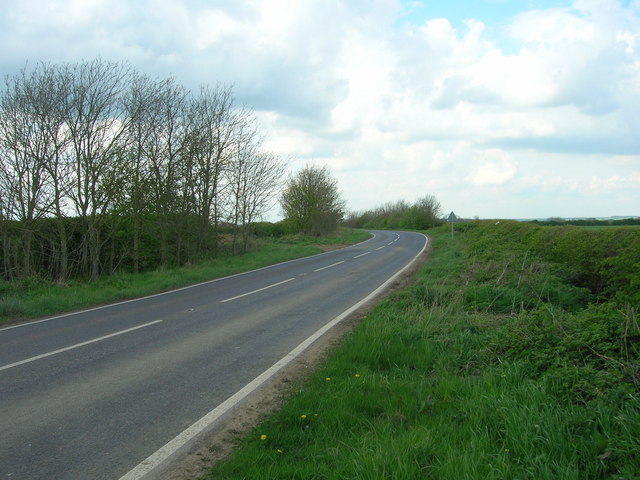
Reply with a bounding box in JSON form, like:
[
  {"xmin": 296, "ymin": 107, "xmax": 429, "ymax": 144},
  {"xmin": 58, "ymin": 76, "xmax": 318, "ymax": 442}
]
[
  {"xmin": 484, "ymin": 303, "xmax": 640, "ymax": 402},
  {"xmin": 251, "ymin": 222, "xmax": 287, "ymax": 238}
]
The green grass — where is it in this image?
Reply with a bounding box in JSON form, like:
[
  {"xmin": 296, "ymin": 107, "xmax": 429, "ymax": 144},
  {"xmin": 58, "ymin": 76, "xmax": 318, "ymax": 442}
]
[
  {"xmin": 207, "ymin": 225, "xmax": 640, "ymax": 480},
  {"xmin": 0, "ymin": 227, "xmax": 371, "ymax": 325}
]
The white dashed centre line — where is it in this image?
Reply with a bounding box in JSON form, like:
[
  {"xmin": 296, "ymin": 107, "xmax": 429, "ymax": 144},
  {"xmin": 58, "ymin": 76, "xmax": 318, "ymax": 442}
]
[
  {"xmin": 0, "ymin": 320, "xmax": 164, "ymax": 372},
  {"xmin": 220, "ymin": 278, "xmax": 296, "ymax": 303},
  {"xmin": 313, "ymin": 261, "xmax": 345, "ymax": 272}
]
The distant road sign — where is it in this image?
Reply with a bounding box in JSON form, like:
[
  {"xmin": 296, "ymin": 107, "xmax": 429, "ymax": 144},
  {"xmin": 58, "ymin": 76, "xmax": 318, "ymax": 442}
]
[{"xmin": 447, "ymin": 211, "xmax": 458, "ymax": 238}]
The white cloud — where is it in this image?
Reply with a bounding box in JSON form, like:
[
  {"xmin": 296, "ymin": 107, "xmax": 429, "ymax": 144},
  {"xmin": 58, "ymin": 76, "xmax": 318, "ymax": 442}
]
[
  {"xmin": 508, "ymin": 7, "xmax": 594, "ymax": 44},
  {"xmin": 588, "ymin": 172, "xmax": 640, "ymax": 192},
  {"xmin": 467, "ymin": 151, "xmax": 517, "ymax": 186},
  {"xmin": 0, "ymin": 0, "xmax": 638, "ymax": 219}
]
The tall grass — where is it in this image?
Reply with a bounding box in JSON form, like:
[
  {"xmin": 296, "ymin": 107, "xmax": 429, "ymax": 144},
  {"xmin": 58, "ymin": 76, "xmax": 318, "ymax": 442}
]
[{"xmin": 208, "ymin": 224, "xmax": 640, "ymax": 479}]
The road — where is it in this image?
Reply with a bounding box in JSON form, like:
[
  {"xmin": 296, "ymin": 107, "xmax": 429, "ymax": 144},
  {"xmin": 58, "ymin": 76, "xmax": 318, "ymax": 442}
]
[{"xmin": 0, "ymin": 230, "xmax": 427, "ymax": 480}]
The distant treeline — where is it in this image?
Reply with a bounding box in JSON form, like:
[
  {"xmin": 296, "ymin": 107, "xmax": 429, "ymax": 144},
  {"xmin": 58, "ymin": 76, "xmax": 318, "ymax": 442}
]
[
  {"xmin": 344, "ymin": 195, "xmax": 444, "ymax": 230},
  {"xmin": 530, "ymin": 218, "xmax": 640, "ymax": 227},
  {"xmin": 0, "ymin": 59, "xmax": 284, "ymax": 282}
]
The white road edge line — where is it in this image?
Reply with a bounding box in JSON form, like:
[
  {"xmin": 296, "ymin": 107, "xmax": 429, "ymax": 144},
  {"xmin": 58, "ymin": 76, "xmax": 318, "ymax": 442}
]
[
  {"xmin": 375, "ymin": 246, "xmax": 386, "ymax": 251},
  {"xmin": 0, "ymin": 320, "xmax": 163, "ymax": 372},
  {"xmin": 313, "ymin": 261, "xmax": 345, "ymax": 272},
  {"xmin": 353, "ymin": 252, "xmax": 371, "ymax": 259},
  {"xmin": 220, "ymin": 278, "xmax": 296, "ymax": 303},
  {"xmin": 118, "ymin": 233, "xmax": 428, "ymax": 480}
]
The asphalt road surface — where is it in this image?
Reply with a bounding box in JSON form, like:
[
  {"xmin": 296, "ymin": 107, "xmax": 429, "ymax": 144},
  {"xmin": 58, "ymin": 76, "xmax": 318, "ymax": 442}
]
[{"xmin": 0, "ymin": 230, "xmax": 427, "ymax": 480}]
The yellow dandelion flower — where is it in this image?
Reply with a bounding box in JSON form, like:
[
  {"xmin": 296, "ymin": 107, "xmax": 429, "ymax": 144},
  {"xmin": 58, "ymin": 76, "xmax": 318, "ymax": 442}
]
[
  {"xmin": 325, "ymin": 377, "xmax": 331, "ymax": 381},
  {"xmin": 354, "ymin": 374, "xmax": 360, "ymax": 378},
  {"xmin": 277, "ymin": 449, "xmax": 283, "ymax": 454},
  {"xmin": 300, "ymin": 414, "xmax": 307, "ymax": 419},
  {"xmin": 260, "ymin": 434, "xmax": 267, "ymax": 441}
]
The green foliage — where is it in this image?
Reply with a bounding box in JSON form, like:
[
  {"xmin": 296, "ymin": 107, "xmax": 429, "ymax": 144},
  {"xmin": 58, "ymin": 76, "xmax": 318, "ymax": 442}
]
[
  {"xmin": 0, "ymin": 213, "xmax": 224, "ymax": 281},
  {"xmin": 485, "ymin": 303, "xmax": 639, "ymax": 402},
  {"xmin": 209, "ymin": 222, "xmax": 640, "ymax": 479},
  {"xmin": 280, "ymin": 165, "xmax": 346, "ymax": 236},
  {"xmin": 531, "ymin": 218, "xmax": 640, "ymax": 227},
  {"xmin": 456, "ymin": 220, "xmax": 640, "ymax": 402},
  {"xmin": 250, "ymin": 221, "xmax": 287, "ymax": 238},
  {"xmin": 345, "ymin": 195, "xmax": 444, "ymax": 230},
  {"xmin": 459, "ymin": 220, "xmax": 640, "ymax": 306},
  {"xmin": 537, "ymin": 226, "xmax": 640, "ymax": 303}
]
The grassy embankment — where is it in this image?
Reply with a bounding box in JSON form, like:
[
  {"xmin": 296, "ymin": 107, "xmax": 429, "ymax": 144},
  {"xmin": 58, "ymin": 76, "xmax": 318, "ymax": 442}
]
[
  {"xmin": 208, "ymin": 221, "xmax": 640, "ymax": 479},
  {"xmin": 0, "ymin": 227, "xmax": 370, "ymax": 325}
]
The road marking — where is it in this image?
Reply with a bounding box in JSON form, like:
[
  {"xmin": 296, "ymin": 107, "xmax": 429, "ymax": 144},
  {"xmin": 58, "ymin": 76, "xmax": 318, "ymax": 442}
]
[
  {"xmin": 119, "ymin": 233, "xmax": 429, "ymax": 480},
  {"xmin": 313, "ymin": 261, "xmax": 344, "ymax": 272},
  {"xmin": 220, "ymin": 278, "xmax": 296, "ymax": 303},
  {"xmin": 0, "ymin": 320, "xmax": 163, "ymax": 372},
  {"xmin": 353, "ymin": 252, "xmax": 370, "ymax": 259},
  {"xmin": 387, "ymin": 241, "xmax": 394, "ymax": 245},
  {"xmin": 0, "ymin": 233, "xmax": 376, "ymax": 334},
  {"xmin": 375, "ymin": 246, "xmax": 386, "ymax": 251}
]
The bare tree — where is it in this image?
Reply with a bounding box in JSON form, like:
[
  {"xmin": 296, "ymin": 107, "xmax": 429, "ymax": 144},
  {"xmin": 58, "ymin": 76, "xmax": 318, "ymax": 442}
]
[
  {"xmin": 0, "ymin": 157, "xmax": 17, "ymax": 279},
  {"xmin": 0, "ymin": 58, "xmax": 285, "ymax": 283},
  {"xmin": 61, "ymin": 59, "xmax": 134, "ymax": 279},
  {"xmin": 414, "ymin": 194, "xmax": 442, "ymax": 227},
  {"xmin": 120, "ymin": 72, "xmax": 160, "ymax": 272},
  {"xmin": 228, "ymin": 137, "xmax": 284, "ymax": 253},
  {"xmin": 138, "ymin": 76, "xmax": 190, "ymax": 267},
  {"xmin": 0, "ymin": 63, "xmax": 71, "ymax": 277},
  {"xmin": 186, "ymin": 84, "xmax": 248, "ymax": 256}
]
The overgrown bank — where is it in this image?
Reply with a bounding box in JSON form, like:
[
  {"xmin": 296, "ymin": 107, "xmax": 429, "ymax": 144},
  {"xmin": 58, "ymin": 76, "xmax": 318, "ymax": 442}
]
[{"xmin": 208, "ymin": 221, "xmax": 639, "ymax": 479}]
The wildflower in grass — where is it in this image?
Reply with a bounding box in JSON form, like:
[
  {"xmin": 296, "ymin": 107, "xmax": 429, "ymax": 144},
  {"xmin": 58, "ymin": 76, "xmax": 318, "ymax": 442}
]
[
  {"xmin": 300, "ymin": 414, "xmax": 307, "ymax": 419},
  {"xmin": 354, "ymin": 373, "xmax": 360, "ymax": 378},
  {"xmin": 277, "ymin": 449, "xmax": 283, "ymax": 454},
  {"xmin": 260, "ymin": 434, "xmax": 267, "ymax": 441},
  {"xmin": 325, "ymin": 377, "xmax": 331, "ymax": 381}
]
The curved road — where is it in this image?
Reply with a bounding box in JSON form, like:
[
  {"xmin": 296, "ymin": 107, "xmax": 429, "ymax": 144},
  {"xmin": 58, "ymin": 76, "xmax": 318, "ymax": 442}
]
[{"xmin": 0, "ymin": 230, "xmax": 427, "ymax": 479}]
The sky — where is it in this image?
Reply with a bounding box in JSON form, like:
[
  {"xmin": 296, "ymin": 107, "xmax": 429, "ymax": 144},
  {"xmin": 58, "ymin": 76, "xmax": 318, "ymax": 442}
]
[{"xmin": 1, "ymin": 0, "xmax": 639, "ymax": 220}]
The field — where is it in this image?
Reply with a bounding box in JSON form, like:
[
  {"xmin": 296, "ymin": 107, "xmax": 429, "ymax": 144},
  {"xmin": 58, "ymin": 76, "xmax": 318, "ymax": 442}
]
[{"xmin": 208, "ymin": 221, "xmax": 640, "ymax": 479}]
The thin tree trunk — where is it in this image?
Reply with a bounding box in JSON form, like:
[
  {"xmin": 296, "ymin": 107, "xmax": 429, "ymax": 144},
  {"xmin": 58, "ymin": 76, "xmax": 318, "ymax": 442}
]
[{"xmin": 56, "ymin": 219, "xmax": 68, "ymax": 281}]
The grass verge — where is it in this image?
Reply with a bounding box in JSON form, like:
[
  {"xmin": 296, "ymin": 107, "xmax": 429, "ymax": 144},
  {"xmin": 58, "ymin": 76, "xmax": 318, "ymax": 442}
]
[
  {"xmin": 0, "ymin": 228, "xmax": 371, "ymax": 326},
  {"xmin": 207, "ymin": 224, "xmax": 640, "ymax": 479}
]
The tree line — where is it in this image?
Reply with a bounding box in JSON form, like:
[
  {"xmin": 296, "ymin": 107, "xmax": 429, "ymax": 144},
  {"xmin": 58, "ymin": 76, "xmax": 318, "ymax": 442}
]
[
  {"xmin": 0, "ymin": 59, "xmax": 284, "ymax": 282},
  {"xmin": 344, "ymin": 195, "xmax": 443, "ymax": 230}
]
